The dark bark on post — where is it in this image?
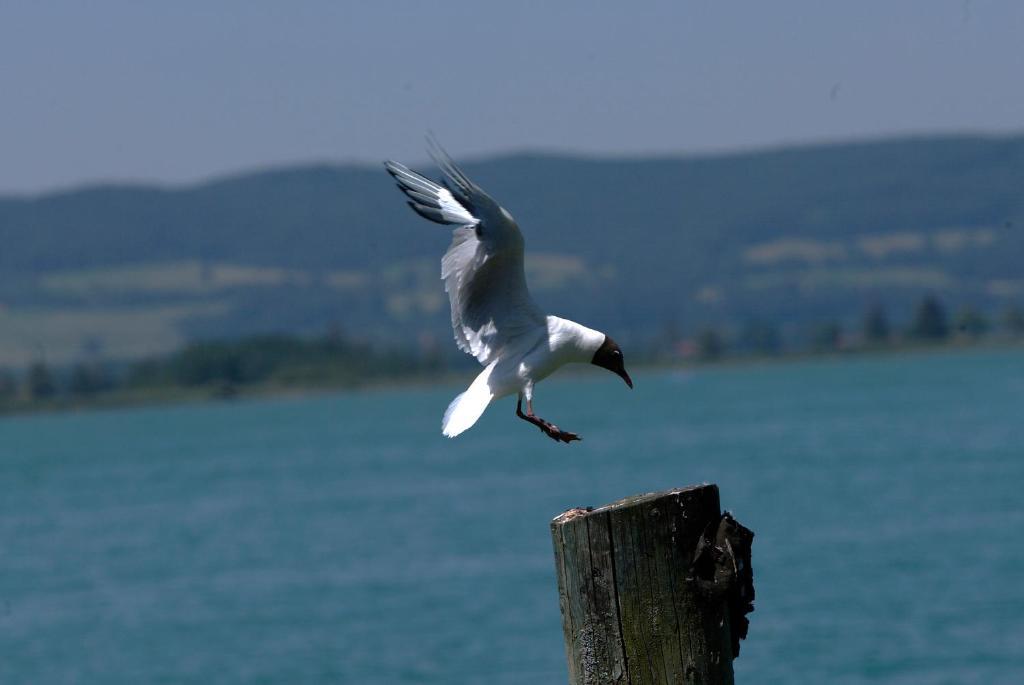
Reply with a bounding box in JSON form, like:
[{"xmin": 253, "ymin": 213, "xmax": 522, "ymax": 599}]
[{"xmin": 551, "ymin": 485, "xmax": 754, "ymax": 685}]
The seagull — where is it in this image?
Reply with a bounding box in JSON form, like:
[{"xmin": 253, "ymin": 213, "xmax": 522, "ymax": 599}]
[{"xmin": 384, "ymin": 141, "xmax": 632, "ymax": 443}]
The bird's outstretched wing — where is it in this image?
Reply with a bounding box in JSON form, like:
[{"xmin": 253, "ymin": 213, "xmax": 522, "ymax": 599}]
[{"xmin": 384, "ymin": 144, "xmax": 544, "ymax": 365}]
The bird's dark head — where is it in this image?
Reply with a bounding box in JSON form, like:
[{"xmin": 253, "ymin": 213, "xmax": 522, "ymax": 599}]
[{"xmin": 591, "ymin": 335, "xmax": 633, "ymax": 389}]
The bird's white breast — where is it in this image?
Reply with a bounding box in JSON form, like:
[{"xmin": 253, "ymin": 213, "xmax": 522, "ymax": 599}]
[
  {"xmin": 521, "ymin": 316, "xmax": 604, "ymax": 381},
  {"xmin": 485, "ymin": 316, "xmax": 605, "ymax": 400}
]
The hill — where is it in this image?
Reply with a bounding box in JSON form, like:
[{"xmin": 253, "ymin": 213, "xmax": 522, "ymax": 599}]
[{"xmin": 1, "ymin": 134, "xmax": 1022, "ymax": 366}]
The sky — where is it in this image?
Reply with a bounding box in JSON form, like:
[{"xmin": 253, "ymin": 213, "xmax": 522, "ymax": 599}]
[{"xmin": 1, "ymin": 1, "xmax": 1022, "ymax": 194}]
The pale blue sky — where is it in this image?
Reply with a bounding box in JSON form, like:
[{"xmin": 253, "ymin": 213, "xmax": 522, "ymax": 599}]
[{"xmin": 2, "ymin": 1, "xmax": 1022, "ymax": 193}]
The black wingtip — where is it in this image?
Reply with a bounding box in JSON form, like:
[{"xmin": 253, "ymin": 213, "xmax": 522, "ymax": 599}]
[
  {"xmin": 425, "ymin": 137, "xmax": 475, "ymax": 203},
  {"xmin": 407, "ymin": 200, "xmax": 447, "ymax": 225}
]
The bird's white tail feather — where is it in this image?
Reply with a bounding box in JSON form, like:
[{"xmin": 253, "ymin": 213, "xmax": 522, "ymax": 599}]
[{"xmin": 442, "ymin": 363, "xmax": 496, "ymax": 438}]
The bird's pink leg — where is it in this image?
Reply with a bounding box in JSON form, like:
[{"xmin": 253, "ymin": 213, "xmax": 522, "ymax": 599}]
[{"xmin": 516, "ymin": 396, "xmax": 581, "ymax": 443}]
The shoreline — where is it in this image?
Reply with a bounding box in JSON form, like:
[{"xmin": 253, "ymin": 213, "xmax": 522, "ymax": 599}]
[{"xmin": 2, "ymin": 338, "xmax": 1022, "ymax": 420}]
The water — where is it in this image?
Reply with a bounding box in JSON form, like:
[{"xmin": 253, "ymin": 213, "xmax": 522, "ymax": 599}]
[{"xmin": 2, "ymin": 348, "xmax": 1023, "ymax": 684}]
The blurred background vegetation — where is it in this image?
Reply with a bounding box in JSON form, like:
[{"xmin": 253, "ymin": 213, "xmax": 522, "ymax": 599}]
[{"xmin": 2, "ymin": 134, "xmax": 1024, "ymax": 413}]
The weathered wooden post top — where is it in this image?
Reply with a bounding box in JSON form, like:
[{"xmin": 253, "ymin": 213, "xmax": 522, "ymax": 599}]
[{"xmin": 551, "ymin": 484, "xmax": 754, "ymax": 685}]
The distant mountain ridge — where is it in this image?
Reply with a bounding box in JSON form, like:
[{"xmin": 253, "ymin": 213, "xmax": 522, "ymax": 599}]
[{"xmin": 1, "ymin": 134, "xmax": 1022, "ymax": 366}]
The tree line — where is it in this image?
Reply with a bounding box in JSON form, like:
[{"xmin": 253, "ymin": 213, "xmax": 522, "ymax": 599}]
[
  {"xmin": 692, "ymin": 296, "xmax": 1024, "ymax": 361},
  {"xmin": 3, "ymin": 295, "xmax": 1024, "ymax": 412},
  {"xmin": 0, "ymin": 331, "xmax": 446, "ymax": 410}
]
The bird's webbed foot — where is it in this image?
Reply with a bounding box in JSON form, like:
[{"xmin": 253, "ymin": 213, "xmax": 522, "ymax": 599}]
[
  {"xmin": 545, "ymin": 423, "xmax": 582, "ymax": 443},
  {"xmin": 516, "ymin": 398, "xmax": 582, "ymax": 443}
]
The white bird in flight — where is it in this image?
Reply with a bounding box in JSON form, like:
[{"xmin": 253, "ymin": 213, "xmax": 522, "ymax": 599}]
[{"xmin": 384, "ymin": 141, "xmax": 632, "ymax": 443}]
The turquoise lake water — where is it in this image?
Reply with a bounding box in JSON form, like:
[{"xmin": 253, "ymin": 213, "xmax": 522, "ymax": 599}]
[{"xmin": 2, "ymin": 348, "xmax": 1023, "ymax": 683}]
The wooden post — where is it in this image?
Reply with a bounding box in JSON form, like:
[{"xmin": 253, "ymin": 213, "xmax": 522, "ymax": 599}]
[{"xmin": 550, "ymin": 484, "xmax": 754, "ymax": 685}]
